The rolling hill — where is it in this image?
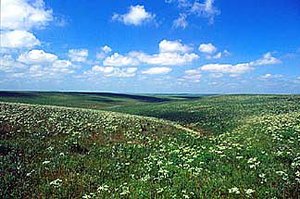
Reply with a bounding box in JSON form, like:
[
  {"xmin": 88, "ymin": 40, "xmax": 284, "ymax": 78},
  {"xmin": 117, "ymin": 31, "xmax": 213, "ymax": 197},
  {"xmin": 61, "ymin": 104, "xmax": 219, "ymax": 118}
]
[{"xmin": 0, "ymin": 94, "xmax": 300, "ymax": 198}]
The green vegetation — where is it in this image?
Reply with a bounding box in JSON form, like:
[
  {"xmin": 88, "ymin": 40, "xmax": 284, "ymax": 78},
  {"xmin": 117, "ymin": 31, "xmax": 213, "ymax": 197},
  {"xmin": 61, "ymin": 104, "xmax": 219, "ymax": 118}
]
[
  {"xmin": 0, "ymin": 93, "xmax": 299, "ymax": 198},
  {"xmin": 0, "ymin": 91, "xmax": 197, "ymax": 109},
  {"xmin": 112, "ymin": 95, "xmax": 300, "ymax": 134}
]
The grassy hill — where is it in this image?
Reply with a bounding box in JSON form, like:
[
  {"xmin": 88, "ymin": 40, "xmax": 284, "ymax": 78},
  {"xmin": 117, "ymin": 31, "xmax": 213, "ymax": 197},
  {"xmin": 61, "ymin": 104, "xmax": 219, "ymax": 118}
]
[
  {"xmin": 0, "ymin": 91, "xmax": 204, "ymax": 110},
  {"xmin": 0, "ymin": 94, "xmax": 300, "ymax": 198},
  {"xmin": 111, "ymin": 95, "xmax": 300, "ymax": 133}
]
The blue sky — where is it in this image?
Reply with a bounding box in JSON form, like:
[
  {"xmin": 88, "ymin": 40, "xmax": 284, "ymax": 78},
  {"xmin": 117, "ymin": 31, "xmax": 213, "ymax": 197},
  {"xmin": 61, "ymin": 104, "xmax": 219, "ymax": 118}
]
[{"xmin": 1, "ymin": 0, "xmax": 300, "ymax": 93}]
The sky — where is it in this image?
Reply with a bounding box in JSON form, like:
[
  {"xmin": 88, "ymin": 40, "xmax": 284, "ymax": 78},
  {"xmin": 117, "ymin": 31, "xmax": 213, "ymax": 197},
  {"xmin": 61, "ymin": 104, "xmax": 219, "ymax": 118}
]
[{"xmin": 0, "ymin": 0, "xmax": 300, "ymax": 93}]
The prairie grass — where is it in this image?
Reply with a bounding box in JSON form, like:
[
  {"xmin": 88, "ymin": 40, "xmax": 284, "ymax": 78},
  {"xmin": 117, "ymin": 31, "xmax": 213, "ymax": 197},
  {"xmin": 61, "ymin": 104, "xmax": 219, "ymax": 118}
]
[{"xmin": 1, "ymin": 95, "xmax": 299, "ymax": 198}]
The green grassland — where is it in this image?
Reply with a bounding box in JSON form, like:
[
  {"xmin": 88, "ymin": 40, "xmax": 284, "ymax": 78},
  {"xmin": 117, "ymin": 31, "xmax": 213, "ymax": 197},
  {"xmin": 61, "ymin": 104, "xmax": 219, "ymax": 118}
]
[
  {"xmin": 0, "ymin": 91, "xmax": 200, "ymax": 109},
  {"xmin": 0, "ymin": 92, "xmax": 299, "ymax": 198}
]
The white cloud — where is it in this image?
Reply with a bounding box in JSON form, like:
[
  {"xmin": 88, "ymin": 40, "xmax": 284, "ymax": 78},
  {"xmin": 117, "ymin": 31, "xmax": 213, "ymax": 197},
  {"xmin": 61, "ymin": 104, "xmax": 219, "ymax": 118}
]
[
  {"xmin": 84, "ymin": 65, "xmax": 137, "ymax": 77},
  {"xmin": 142, "ymin": 67, "xmax": 172, "ymax": 75},
  {"xmin": 2, "ymin": 56, "xmax": 75, "ymax": 80},
  {"xmin": 92, "ymin": 65, "xmax": 114, "ymax": 74},
  {"xmin": 27, "ymin": 65, "xmax": 44, "ymax": 78},
  {"xmin": 114, "ymin": 67, "xmax": 137, "ymax": 77},
  {"xmin": 51, "ymin": 60, "xmax": 74, "ymax": 73},
  {"xmin": 1, "ymin": 48, "xmax": 76, "ymax": 80},
  {"xmin": 167, "ymin": 0, "xmax": 220, "ymax": 25},
  {"xmin": 205, "ymin": 50, "xmax": 230, "ymax": 59},
  {"xmin": 103, "ymin": 40, "xmax": 198, "ymax": 66},
  {"xmin": 173, "ymin": 13, "xmax": 188, "ymax": 29},
  {"xmin": 191, "ymin": 0, "xmax": 220, "ymax": 24},
  {"xmin": 0, "ymin": 30, "xmax": 41, "ymax": 48},
  {"xmin": 198, "ymin": 43, "xmax": 217, "ymax": 54},
  {"xmin": 18, "ymin": 49, "xmax": 58, "ymax": 64},
  {"xmin": 112, "ymin": 5, "xmax": 155, "ymax": 26},
  {"xmin": 68, "ymin": 49, "xmax": 88, "ymax": 62},
  {"xmin": 103, "ymin": 53, "xmax": 140, "ymax": 66},
  {"xmin": 1, "ymin": 0, "xmax": 53, "ymax": 31},
  {"xmin": 0, "ymin": 54, "xmax": 26, "ymax": 72},
  {"xmin": 96, "ymin": 45, "xmax": 112, "ymax": 59},
  {"xmin": 23, "ymin": 60, "xmax": 75, "ymax": 80},
  {"xmin": 250, "ymin": 52, "xmax": 281, "ymax": 66},
  {"xmin": 181, "ymin": 69, "xmax": 202, "ymax": 82},
  {"xmin": 26, "ymin": 60, "xmax": 75, "ymax": 79},
  {"xmin": 0, "ymin": 0, "xmax": 53, "ymax": 50},
  {"xmin": 134, "ymin": 51, "xmax": 199, "ymax": 66},
  {"xmin": 260, "ymin": 73, "xmax": 283, "ymax": 79},
  {"xmin": 200, "ymin": 52, "xmax": 281, "ymax": 75},
  {"xmin": 199, "ymin": 43, "xmax": 229, "ymax": 59},
  {"xmin": 201, "ymin": 63, "xmax": 252, "ymax": 74},
  {"xmin": 102, "ymin": 45, "xmax": 112, "ymax": 54},
  {"xmin": 159, "ymin": 39, "xmax": 192, "ymax": 53},
  {"xmin": 30, "ymin": 59, "xmax": 75, "ymax": 79}
]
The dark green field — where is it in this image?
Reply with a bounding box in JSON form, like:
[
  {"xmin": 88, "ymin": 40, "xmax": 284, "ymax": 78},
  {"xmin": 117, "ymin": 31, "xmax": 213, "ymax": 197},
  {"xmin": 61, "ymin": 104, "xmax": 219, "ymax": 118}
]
[
  {"xmin": 1, "ymin": 92, "xmax": 299, "ymax": 198},
  {"xmin": 0, "ymin": 91, "xmax": 206, "ymax": 109}
]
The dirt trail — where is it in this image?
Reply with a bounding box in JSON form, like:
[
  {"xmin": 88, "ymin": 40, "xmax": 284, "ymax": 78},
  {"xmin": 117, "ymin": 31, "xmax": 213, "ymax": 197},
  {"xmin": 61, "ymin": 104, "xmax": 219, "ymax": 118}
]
[{"xmin": 171, "ymin": 123, "xmax": 203, "ymax": 136}]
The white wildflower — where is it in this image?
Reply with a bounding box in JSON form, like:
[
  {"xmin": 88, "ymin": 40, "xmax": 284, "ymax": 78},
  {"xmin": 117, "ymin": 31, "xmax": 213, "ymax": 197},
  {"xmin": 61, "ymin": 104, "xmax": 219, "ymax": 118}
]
[
  {"xmin": 228, "ymin": 187, "xmax": 240, "ymax": 194},
  {"xmin": 42, "ymin": 160, "xmax": 50, "ymax": 165},
  {"xmin": 245, "ymin": 188, "xmax": 255, "ymax": 196},
  {"xmin": 50, "ymin": 179, "xmax": 62, "ymax": 187}
]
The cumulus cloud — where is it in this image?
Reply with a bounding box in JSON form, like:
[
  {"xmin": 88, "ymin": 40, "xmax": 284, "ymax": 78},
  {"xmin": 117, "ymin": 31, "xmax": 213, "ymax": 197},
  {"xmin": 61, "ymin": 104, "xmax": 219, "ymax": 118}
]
[
  {"xmin": 96, "ymin": 45, "xmax": 112, "ymax": 59},
  {"xmin": 198, "ymin": 43, "xmax": 229, "ymax": 59},
  {"xmin": 110, "ymin": 67, "xmax": 137, "ymax": 77},
  {"xmin": 103, "ymin": 53, "xmax": 140, "ymax": 66},
  {"xmin": 26, "ymin": 60, "xmax": 75, "ymax": 79},
  {"xmin": 133, "ymin": 51, "xmax": 198, "ymax": 66},
  {"xmin": 173, "ymin": 13, "xmax": 188, "ymax": 29},
  {"xmin": 1, "ymin": 0, "xmax": 53, "ymax": 31},
  {"xmin": 83, "ymin": 39, "xmax": 197, "ymax": 79},
  {"xmin": 112, "ymin": 5, "xmax": 155, "ymax": 26},
  {"xmin": 92, "ymin": 65, "xmax": 114, "ymax": 74},
  {"xmin": 0, "ymin": 54, "xmax": 26, "ymax": 72},
  {"xmin": 103, "ymin": 40, "xmax": 198, "ymax": 67},
  {"xmin": 18, "ymin": 49, "xmax": 58, "ymax": 64},
  {"xmin": 0, "ymin": 1, "xmax": 77, "ymax": 80},
  {"xmin": 201, "ymin": 63, "xmax": 252, "ymax": 74},
  {"xmin": 198, "ymin": 43, "xmax": 217, "ymax": 54},
  {"xmin": 250, "ymin": 52, "xmax": 281, "ymax": 66},
  {"xmin": 68, "ymin": 49, "xmax": 88, "ymax": 62},
  {"xmin": 0, "ymin": 30, "xmax": 41, "ymax": 49},
  {"xmin": 102, "ymin": 45, "xmax": 112, "ymax": 54},
  {"xmin": 0, "ymin": 0, "xmax": 52, "ymax": 50},
  {"xmin": 52, "ymin": 60, "xmax": 73, "ymax": 72},
  {"xmin": 84, "ymin": 65, "xmax": 137, "ymax": 77},
  {"xmin": 159, "ymin": 39, "xmax": 192, "ymax": 53},
  {"xmin": 181, "ymin": 69, "xmax": 202, "ymax": 82},
  {"xmin": 142, "ymin": 67, "xmax": 172, "ymax": 75},
  {"xmin": 2, "ymin": 51, "xmax": 75, "ymax": 80},
  {"xmin": 178, "ymin": 52, "xmax": 281, "ymax": 81},
  {"xmin": 200, "ymin": 52, "xmax": 281, "ymax": 75}
]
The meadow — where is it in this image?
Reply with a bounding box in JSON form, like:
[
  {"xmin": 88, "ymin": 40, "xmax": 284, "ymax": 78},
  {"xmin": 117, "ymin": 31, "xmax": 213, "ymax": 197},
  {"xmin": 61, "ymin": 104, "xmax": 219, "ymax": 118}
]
[{"xmin": 0, "ymin": 92, "xmax": 299, "ymax": 198}]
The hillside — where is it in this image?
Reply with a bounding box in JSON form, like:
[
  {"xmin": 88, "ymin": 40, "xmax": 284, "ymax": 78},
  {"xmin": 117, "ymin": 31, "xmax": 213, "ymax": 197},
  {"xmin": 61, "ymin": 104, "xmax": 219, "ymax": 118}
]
[
  {"xmin": 111, "ymin": 95, "xmax": 300, "ymax": 133},
  {"xmin": 1, "ymin": 94, "xmax": 300, "ymax": 198},
  {"xmin": 0, "ymin": 91, "xmax": 203, "ymax": 110}
]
